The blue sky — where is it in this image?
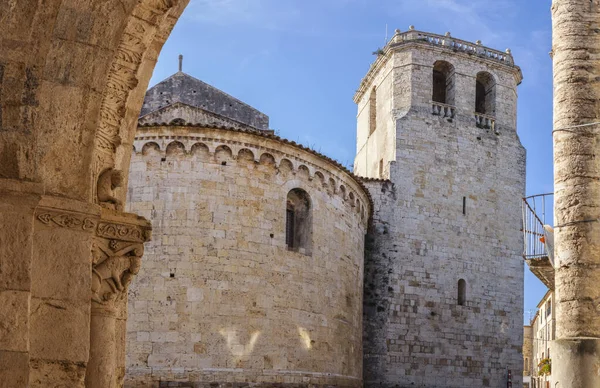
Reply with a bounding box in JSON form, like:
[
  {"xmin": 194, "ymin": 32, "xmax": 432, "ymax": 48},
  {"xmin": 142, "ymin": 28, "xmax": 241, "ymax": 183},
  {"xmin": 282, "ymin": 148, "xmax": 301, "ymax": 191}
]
[{"xmin": 150, "ymin": 0, "xmax": 554, "ymax": 324}]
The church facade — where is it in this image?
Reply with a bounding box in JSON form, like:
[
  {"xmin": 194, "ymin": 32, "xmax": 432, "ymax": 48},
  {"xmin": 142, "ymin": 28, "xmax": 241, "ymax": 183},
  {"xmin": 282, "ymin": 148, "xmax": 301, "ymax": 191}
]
[{"xmin": 125, "ymin": 28, "xmax": 525, "ymax": 388}]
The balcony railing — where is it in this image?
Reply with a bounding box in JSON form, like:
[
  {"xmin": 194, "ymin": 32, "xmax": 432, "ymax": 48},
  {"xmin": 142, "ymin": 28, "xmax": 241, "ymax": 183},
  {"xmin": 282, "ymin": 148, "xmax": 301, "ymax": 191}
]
[
  {"xmin": 522, "ymin": 193, "xmax": 555, "ymax": 289},
  {"xmin": 393, "ymin": 29, "xmax": 514, "ymax": 66},
  {"xmin": 431, "ymin": 101, "xmax": 455, "ymax": 119},
  {"xmin": 475, "ymin": 113, "xmax": 496, "ymax": 131}
]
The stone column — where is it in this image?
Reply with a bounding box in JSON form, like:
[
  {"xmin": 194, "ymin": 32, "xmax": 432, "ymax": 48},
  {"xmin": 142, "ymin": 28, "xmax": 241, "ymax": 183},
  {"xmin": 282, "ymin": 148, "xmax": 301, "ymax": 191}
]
[
  {"xmin": 0, "ymin": 175, "xmax": 150, "ymax": 388},
  {"xmin": 551, "ymin": 0, "xmax": 600, "ymax": 386},
  {"xmin": 84, "ymin": 210, "xmax": 149, "ymax": 388}
]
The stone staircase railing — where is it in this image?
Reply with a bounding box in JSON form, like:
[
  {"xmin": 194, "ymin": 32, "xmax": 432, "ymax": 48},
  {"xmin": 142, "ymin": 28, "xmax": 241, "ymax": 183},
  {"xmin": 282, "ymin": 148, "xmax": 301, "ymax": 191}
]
[
  {"xmin": 431, "ymin": 101, "xmax": 456, "ymax": 119},
  {"xmin": 392, "ymin": 28, "xmax": 514, "ymax": 66},
  {"xmin": 474, "ymin": 112, "xmax": 496, "ymax": 131}
]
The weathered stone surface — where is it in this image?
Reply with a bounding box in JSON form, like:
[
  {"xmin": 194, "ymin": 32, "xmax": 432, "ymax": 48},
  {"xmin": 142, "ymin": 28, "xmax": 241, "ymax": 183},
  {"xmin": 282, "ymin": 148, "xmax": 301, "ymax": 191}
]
[
  {"xmin": 522, "ymin": 325, "xmax": 533, "ymax": 385},
  {"xmin": 0, "ymin": 290, "xmax": 29, "ymax": 353},
  {"xmin": 530, "ymin": 291, "xmax": 554, "ymax": 388},
  {"xmin": 551, "ymin": 0, "xmax": 600, "ymax": 385},
  {"xmin": 125, "ymin": 125, "xmax": 370, "ymax": 387},
  {"xmin": 0, "ymin": 350, "xmax": 29, "ymax": 388},
  {"xmin": 357, "ymin": 30, "xmax": 525, "ymax": 387},
  {"xmin": 29, "ymin": 358, "xmax": 86, "ymax": 388},
  {"xmin": 29, "ymin": 297, "xmax": 90, "ymax": 363},
  {"xmin": 0, "ymin": 1, "xmax": 187, "ymax": 387}
]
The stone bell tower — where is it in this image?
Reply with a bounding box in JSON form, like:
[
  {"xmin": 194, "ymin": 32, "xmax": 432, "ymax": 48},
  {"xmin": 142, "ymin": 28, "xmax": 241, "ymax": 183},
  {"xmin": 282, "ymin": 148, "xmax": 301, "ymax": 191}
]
[{"xmin": 356, "ymin": 27, "xmax": 526, "ymax": 387}]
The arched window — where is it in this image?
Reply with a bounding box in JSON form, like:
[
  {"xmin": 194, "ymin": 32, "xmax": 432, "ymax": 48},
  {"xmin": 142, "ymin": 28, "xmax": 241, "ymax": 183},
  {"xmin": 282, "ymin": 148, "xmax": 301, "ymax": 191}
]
[
  {"xmin": 369, "ymin": 86, "xmax": 377, "ymax": 135},
  {"xmin": 475, "ymin": 71, "xmax": 496, "ymax": 115},
  {"xmin": 458, "ymin": 279, "xmax": 466, "ymax": 306},
  {"xmin": 286, "ymin": 189, "xmax": 312, "ymax": 254},
  {"xmin": 432, "ymin": 61, "xmax": 455, "ymax": 105}
]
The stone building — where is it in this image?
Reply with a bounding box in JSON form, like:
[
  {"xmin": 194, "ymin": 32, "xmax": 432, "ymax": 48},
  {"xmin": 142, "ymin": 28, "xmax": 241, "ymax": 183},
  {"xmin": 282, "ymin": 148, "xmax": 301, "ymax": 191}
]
[
  {"xmin": 5, "ymin": 1, "xmax": 600, "ymax": 387},
  {"xmin": 357, "ymin": 29, "xmax": 525, "ymax": 387},
  {"xmin": 523, "ymin": 325, "xmax": 533, "ymax": 388},
  {"xmin": 125, "ymin": 29, "xmax": 525, "ymax": 388},
  {"xmin": 531, "ymin": 291, "xmax": 555, "ymax": 388},
  {"xmin": 125, "ymin": 70, "xmax": 370, "ymax": 386}
]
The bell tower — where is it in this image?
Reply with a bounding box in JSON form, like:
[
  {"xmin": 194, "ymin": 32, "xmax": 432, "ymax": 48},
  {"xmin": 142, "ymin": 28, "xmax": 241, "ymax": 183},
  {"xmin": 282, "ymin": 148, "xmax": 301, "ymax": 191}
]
[{"xmin": 357, "ymin": 27, "xmax": 526, "ymax": 387}]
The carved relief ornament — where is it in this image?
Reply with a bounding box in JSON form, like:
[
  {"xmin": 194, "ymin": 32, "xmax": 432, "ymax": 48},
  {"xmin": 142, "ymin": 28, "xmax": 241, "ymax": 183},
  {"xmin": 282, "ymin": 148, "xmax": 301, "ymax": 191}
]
[{"xmin": 91, "ymin": 240, "xmax": 144, "ymax": 305}]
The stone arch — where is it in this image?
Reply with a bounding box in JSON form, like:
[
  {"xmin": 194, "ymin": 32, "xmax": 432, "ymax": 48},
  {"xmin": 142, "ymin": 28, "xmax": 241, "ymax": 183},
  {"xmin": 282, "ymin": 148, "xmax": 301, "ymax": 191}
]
[
  {"xmin": 259, "ymin": 153, "xmax": 276, "ymax": 167},
  {"xmin": 339, "ymin": 184, "xmax": 347, "ymax": 200},
  {"xmin": 314, "ymin": 171, "xmax": 325, "ymax": 187},
  {"xmin": 475, "ymin": 71, "xmax": 496, "ymax": 115},
  {"xmin": 286, "ymin": 188, "xmax": 313, "ymax": 255},
  {"xmin": 237, "ymin": 148, "xmax": 255, "ymax": 163},
  {"xmin": 191, "ymin": 143, "xmax": 210, "ymax": 160},
  {"xmin": 165, "ymin": 141, "xmax": 185, "ymax": 156},
  {"xmin": 0, "ymin": 1, "xmax": 191, "ymax": 387},
  {"xmin": 279, "ymin": 158, "xmax": 294, "ymax": 174},
  {"xmin": 432, "ymin": 60, "xmax": 455, "ymax": 105},
  {"xmin": 348, "ymin": 191, "xmax": 356, "ymax": 207},
  {"xmin": 142, "ymin": 142, "xmax": 161, "ymax": 156},
  {"xmin": 297, "ymin": 165, "xmax": 311, "ymax": 179},
  {"xmin": 0, "ymin": 1, "xmax": 188, "ymax": 202},
  {"xmin": 215, "ymin": 145, "xmax": 233, "ymax": 165},
  {"xmin": 328, "ymin": 178, "xmax": 337, "ymax": 194}
]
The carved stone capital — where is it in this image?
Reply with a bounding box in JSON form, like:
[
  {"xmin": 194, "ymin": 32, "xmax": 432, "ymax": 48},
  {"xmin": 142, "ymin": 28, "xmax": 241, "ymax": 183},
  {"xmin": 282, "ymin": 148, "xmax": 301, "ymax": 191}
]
[{"xmin": 91, "ymin": 209, "xmax": 151, "ymax": 311}]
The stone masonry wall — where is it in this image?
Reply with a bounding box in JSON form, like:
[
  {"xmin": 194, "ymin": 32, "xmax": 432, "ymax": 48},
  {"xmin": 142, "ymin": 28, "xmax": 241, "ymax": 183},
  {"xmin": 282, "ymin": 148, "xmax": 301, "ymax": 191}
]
[
  {"xmin": 523, "ymin": 326, "xmax": 533, "ymax": 379},
  {"xmin": 125, "ymin": 125, "xmax": 369, "ymax": 387},
  {"xmin": 360, "ymin": 38, "xmax": 525, "ymax": 387},
  {"xmin": 354, "ymin": 57, "xmax": 398, "ymax": 178}
]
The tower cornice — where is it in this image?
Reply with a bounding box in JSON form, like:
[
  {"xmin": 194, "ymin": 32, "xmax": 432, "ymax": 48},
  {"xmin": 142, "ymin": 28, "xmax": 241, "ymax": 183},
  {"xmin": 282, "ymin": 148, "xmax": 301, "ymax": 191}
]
[{"xmin": 354, "ymin": 29, "xmax": 523, "ymax": 103}]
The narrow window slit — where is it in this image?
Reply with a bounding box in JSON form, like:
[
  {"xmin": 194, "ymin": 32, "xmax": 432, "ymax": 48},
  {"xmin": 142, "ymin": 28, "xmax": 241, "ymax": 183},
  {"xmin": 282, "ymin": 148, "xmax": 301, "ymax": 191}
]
[{"xmin": 458, "ymin": 279, "xmax": 466, "ymax": 306}]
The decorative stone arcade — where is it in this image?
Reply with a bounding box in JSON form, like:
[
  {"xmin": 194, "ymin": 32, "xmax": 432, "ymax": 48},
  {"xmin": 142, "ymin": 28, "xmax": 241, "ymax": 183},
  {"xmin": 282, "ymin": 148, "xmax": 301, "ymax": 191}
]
[{"xmin": 0, "ymin": 1, "xmax": 189, "ymax": 387}]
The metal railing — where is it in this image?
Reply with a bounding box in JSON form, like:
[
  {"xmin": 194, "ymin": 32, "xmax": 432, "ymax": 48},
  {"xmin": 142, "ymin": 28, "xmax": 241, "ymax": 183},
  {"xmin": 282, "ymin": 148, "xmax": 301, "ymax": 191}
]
[{"xmin": 522, "ymin": 193, "xmax": 553, "ymax": 261}]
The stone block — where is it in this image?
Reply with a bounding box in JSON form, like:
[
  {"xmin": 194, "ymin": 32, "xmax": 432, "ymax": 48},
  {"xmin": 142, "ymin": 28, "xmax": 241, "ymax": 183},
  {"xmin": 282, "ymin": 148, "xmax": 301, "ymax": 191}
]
[
  {"xmin": 29, "ymin": 297, "xmax": 89, "ymax": 363},
  {"xmin": 29, "ymin": 358, "xmax": 85, "ymax": 388},
  {"xmin": 31, "ymin": 226, "xmax": 92, "ymax": 302},
  {"xmin": 0, "ymin": 189, "xmax": 39, "ymax": 292},
  {"xmin": 0, "ymin": 290, "xmax": 29, "ymax": 352},
  {"xmin": 0, "ymin": 350, "xmax": 29, "ymax": 388}
]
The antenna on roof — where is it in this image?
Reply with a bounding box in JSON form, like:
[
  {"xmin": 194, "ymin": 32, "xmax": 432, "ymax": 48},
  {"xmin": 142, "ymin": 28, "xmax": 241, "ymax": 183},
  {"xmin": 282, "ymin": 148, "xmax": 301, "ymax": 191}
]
[
  {"xmin": 178, "ymin": 54, "xmax": 183, "ymax": 72},
  {"xmin": 385, "ymin": 24, "xmax": 388, "ymax": 44}
]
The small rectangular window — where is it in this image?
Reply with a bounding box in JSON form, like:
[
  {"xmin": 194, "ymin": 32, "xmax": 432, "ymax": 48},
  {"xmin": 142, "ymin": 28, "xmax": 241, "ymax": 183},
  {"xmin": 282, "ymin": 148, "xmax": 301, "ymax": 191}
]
[
  {"xmin": 379, "ymin": 159, "xmax": 384, "ymax": 178},
  {"xmin": 369, "ymin": 87, "xmax": 377, "ymax": 135},
  {"xmin": 462, "ymin": 197, "xmax": 466, "ymax": 215}
]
